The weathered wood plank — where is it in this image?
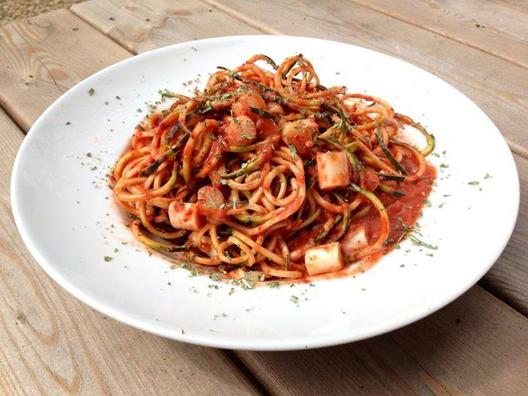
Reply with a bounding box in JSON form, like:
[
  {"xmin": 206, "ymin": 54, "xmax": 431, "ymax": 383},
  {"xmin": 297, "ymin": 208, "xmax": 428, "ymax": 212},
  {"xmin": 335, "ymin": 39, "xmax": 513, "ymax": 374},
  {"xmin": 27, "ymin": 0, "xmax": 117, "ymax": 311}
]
[
  {"xmin": 349, "ymin": 0, "xmax": 528, "ymax": 69},
  {"xmin": 0, "ymin": 9, "xmax": 131, "ymax": 131},
  {"xmin": 480, "ymin": 153, "xmax": 528, "ymax": 314},
  {"xmin": 204, "ymin": 0, "xmax": 528, "ymax": 158},
  {"xmin": 1, "ymin": 2, "xmax": 527, "ymax": 394},
  {"xmin": 0, "ymin": 108, "xmax": 258, "ymax": 395},
  {"xmin": 71, "ymin": 0, "xmax": 262, "ymax": 54},
  {"xmin": 237, "ymin": 287, "xmax": 528, "ymax": 395}
]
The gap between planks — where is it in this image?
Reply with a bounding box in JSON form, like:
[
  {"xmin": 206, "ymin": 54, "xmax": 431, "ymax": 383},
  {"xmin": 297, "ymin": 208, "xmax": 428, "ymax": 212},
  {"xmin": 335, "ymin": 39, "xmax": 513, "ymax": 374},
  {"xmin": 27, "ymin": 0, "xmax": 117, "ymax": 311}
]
[{"xmin": 346, "ymin": 0, "xmax": 528, "ymax": 70}]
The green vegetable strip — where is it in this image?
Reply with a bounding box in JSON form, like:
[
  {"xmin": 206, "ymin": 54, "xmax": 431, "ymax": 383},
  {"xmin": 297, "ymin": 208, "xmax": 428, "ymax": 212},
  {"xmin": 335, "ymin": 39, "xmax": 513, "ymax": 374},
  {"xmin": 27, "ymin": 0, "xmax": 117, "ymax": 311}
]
[
  {"xmin": 315, "ymin": 215, "xmax": 341, "ymax": 242},
  {"xmin": 228, "ymin": 144, "xmax": 257, "ymax": 153},
  {"xmin": 378, "ymin": 183, "xmax": 406, "ymax": 197},
  {"xmin": 377, "ymin": 173, "xmax": 405, "ymax": 181},
  {"xmin": 413, "ymin": 122, "xmax": 435, "ymax": 157},
  {"xmin": 164, "ymin": 122, "xmax": 183, "ymax": 144},
  {"xmin": 131, "ymin": 221, "xmax": 189, "ymax": 253},
  {"xmin": 349, "ymin": 183, "xmax": 390, "ymax": 257},
  {"xmin": 344, "ymin": 141, "xmax": 359, "ymax": 152},
  {"xmin": 249, "ymin": 106, "xmax": 276, "ymax": 120},
  {"xmin": 328, "ymin": 204, "xmax": 350, "ymax": 242},
  {"xmin": 375, "ymin": 128, "xmax": 408, "ymax": 175},
  {"xmin": 221, "ymin": 144, "xmax": 271, "ymax": 179},
  {"xmin": 141, "ymin": 133, "xmax": 190, "ymax": 177},
  {"xmin": 395, "ymin": 113, "xmax": 435, "ymax": 157},
  {"xmin": 292, "ymin": 207, "xmax": 321, "ymax": 231},
  {"xmin": 345, "ymin": 148, "xmax": 361, "ymax": 175},
  {"xmin": 257, "ymin": 54, "xmax": 278, "ymax": 69}
]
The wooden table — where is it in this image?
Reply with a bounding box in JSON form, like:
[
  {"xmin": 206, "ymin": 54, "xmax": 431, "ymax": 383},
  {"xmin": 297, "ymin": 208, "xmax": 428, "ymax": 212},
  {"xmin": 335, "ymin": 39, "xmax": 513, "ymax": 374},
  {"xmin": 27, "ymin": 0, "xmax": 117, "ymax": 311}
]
[{"xmin": 0, "ymin": 1, "xmax": 527, "ymax": 394}]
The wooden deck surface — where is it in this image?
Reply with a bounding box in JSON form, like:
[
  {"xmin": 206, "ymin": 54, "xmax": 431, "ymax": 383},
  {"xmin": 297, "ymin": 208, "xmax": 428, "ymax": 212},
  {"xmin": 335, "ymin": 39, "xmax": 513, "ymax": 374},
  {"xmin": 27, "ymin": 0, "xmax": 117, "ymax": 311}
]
[{"xmin": 0, "ymin": 1, "xmax": 527, "ymax": 394}]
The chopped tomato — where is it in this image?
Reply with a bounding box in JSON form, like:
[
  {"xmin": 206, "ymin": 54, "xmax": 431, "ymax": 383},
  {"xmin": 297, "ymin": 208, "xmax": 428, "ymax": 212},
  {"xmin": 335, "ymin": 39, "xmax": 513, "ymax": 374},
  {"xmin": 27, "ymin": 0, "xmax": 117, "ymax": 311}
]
[
  {"xmin": 232, "ymin": 91, "xmax": 266, "ymax": 121},
  {"xmin": 256, "ymin": 118, "xmax": 279, "ymax": 139},
  {"xmin": 225, "ymin": 116, "xmax": 257, "ymax": 146},
  {"xmin": 281, "ymin": 118, "xmax": 318, "ymax": 157},
  {"xmin": 362, "ymin": 170, "xmax": 379, "ymax": 192}
]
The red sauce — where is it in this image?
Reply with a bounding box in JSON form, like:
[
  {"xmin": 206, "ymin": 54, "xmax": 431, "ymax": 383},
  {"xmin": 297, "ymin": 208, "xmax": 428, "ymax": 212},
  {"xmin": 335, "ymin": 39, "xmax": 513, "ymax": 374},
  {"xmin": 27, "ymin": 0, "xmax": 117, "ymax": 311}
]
[
  {"xmin": 304, "ymin": 164, "xmax": 436, "ymax": 282},
  {"xmin": 361, "ymin": 165, "xmax": 435, "ymax": 249}
]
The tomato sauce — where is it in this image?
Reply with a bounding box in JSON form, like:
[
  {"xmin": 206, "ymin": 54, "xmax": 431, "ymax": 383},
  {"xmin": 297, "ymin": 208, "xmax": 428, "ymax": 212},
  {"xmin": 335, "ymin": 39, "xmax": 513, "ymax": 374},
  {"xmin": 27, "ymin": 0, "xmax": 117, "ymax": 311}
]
[
  {"xmin": 346, "ymin": 164, "xmax": 436, "ymax": 255},
  {"xmin": 306, "ymin": 164, "xmax": 436, "ymax": 282}
]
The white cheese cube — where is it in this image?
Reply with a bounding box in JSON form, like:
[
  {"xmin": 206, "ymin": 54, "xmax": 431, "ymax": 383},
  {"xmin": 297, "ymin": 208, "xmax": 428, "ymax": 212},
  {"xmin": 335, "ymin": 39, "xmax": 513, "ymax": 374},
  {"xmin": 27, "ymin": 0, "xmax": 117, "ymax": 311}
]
[
  {"xmin": 316, "ymin": 151, "xmax": 351, "ymax": 190},
  {"xmin": 304, "ymin": 242, "xmax": 345, "ymax": 276},
  {"xmin": 342, "ymin": 226, "xmax": 368, "ymax": 253},
  {"xmin": 168, "ymin": 202, "xmax": 203, "ymax": 231}
]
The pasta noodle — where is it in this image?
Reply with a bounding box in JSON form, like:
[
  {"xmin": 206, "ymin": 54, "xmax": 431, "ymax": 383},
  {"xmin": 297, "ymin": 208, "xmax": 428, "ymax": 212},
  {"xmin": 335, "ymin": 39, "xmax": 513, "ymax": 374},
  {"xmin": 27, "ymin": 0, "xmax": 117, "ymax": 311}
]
[{"xmin": 111, "ymin": 54, "xmax": 436, "ymax": 282}]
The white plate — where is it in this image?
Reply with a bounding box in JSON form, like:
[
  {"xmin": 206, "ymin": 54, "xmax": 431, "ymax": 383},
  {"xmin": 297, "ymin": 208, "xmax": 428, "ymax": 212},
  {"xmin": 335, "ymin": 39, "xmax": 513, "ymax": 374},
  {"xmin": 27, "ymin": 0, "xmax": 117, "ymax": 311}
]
[{"xmin": 11, "ymin": 36, "xmax": 519, "ymax": 350}]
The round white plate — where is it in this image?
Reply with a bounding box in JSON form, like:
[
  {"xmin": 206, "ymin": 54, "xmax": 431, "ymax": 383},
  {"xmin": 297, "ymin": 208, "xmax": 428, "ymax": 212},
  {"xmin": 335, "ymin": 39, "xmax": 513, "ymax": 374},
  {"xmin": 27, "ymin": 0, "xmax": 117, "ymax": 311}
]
[{"xmin": 11, "ymin": 36, "xmax": 519, "ymax": 350}]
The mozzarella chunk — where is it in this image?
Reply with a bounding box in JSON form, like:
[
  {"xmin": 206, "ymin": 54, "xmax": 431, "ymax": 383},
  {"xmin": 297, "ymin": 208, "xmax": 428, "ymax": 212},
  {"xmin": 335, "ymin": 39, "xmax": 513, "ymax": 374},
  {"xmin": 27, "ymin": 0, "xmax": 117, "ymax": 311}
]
[
  {"xmin": 316, "ymin": 151, "xmax": 351, "ymax": 190},
  {"xmin": 304, "ymin": 242, "xmax": 345, "ymax": 276},
  {"xmin": 342, "ymin": 226, "xmax": 368, "ymax": 253},
  {"xmin": 168, "ymin": 202, "xmax": 203, "ymax": 231}
]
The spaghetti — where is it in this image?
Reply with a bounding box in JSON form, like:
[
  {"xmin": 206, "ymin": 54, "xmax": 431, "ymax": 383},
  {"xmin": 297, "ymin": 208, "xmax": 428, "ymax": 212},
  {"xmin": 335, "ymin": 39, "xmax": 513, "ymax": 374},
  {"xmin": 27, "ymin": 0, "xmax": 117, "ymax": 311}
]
[{"xmin": 111, "ymin": 54, "xmax": 436, "ymax": 282}]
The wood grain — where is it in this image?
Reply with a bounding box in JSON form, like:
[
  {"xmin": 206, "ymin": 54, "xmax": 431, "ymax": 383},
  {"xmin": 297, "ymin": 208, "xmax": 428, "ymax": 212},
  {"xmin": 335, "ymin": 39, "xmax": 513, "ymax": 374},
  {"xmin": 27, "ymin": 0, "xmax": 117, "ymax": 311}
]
[
  {"xmin": 349, "ymin": 0, "xmax": 528, "ymax": 69},
  {"xmin": 71, "ymin": 0, "xmax": 263, "ymax": 54},
  {"xmin": 237, "ymin": 287, "xmax": 528, "ymax": 395},
  {"xmin": 0, "ymin": 2, "xmax": 527, "ymax": 394},
  {"xmin": 480, "ymin": 153, "xmax": 528, "ymax": 314},
  {"xmin": 0, "ymin": 108, "xmax": 258, "ymax": 394},
  {"xmin": 204, "ymin": 0, "xmax": 528, "ymax": 158},
  {"xmin": 0, "ymin": 9, "xmax": 131, "ymax": 131}
]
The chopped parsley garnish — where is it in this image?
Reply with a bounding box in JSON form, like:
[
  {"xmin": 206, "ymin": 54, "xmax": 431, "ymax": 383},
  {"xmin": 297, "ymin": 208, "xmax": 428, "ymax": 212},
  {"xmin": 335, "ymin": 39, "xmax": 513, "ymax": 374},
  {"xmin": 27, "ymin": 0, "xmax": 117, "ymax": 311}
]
[
  {"xmin": 288, "ymin": 144, "xmax": 297, "ymax": 160},
  {"xmin": 268, "ymin": 281, "xmax": 280, "ymax": 288},
  {"xmin": 409, "ymin": 235, "xmax": 438, "ymax": 250},
  {"xmin": 467, "ymin": 181, "xmax": 479, "ymax": 186},
  {"xmin": 240, "ymin": 133, "xmax": 254, "ymax": 140},
  {"xmin": 103, "ymin": 256, "xmax": 113, "ymax": 262},
  {"xmin": 289, "ymin": 295, "xmax": 299, "ymax": 304},
  {"xmin": 484, "ymin": 173, "xmax": 492, "ymax": 179},
  {"xmin": 209, "ymin": 272, "xmax": 222, "ymax": 282},
  {"xmin": 88, "ymin": 88, "xmax": 95, "ymax": 96},
  {"xmin": 159, "ymin": 89, "xmax": 176, "ymax": 98},
  {"xmin": 240, "ymin": 278, "xmax": 254, "ymax": 290}
]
